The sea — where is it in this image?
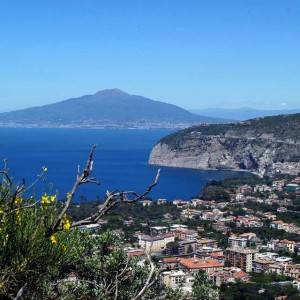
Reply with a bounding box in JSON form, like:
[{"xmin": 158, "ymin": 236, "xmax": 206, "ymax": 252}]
[{"xmin": 0, "ymin": 128, "xmax": 246, "ymax": 202}]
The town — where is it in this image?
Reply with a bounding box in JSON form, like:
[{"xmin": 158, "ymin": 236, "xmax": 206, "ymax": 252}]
[{"xmin": 74, "ymin": 172, "xmax": 300, "ymax": 298}]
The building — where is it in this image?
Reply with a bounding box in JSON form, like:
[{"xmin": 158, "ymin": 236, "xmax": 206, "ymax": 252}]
[
  {"xmin": 275, "ymin": 240, "xmax": 296, "ymax": 253},
  {"xmin": 181, "ymin": 208, "xmax": 202, "ymax": 220},
  {"xmin": 157, "ymin": 198, "xmax": 167, "ymax": 205},
  {"xmin": 160, "ymin": 257, "xmax": 182, "ymax": 270},
  {"xmin": 225, "ymin": 248, "xmax": 257, "ymax": 272},
  {"xmin": 178, "ymin": 239, "xmax": 198, "ymax": 255},
  {"xmin": 179, "ymin": 257, "xmax": 223, "ymax": 275},
  {"xmin": 161, "ymin": 270, "xmax": 187, "ymax": 289},
  {"xmin": 151, "ymin": 226, "xmax": 169, "ymax": 235},
  {"xmin": 284, "ymin": 184, "xmax": 300, "ymax": 193},
  {"xmin": 171, "ymin": 227, "xmax": 198, "ymax": 240},
  {"xmin": 284, "ymin": 264, "xmax": 300, "ymax": 280},
  {"xmin": 210, "ymin": 267, "xmax": 250, "ymax": 287},
  {"xmin": 228, "ymin": 236, "xmax": 248, "ymax": 249},
  {"xmin": 197, "ymin": 238, "xmax": 218, "ymax": 249},
  {"xmin": 252, "ymin": 258, "xmax": 273, "ymax": 273},
  {"xmin": 141, "ymin": 199, "xmax": 152, "ymax": 207},
  {"xmin": 138, "ymin": 232, "xmax": 175, "ymax": 252}
]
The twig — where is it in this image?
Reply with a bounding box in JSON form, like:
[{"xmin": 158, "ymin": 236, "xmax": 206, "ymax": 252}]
[
  {"xmin": 71, "ymin": 168, "xmax": 160, "ymax": 228},
  {"xmin": 50, "ymin": 145, "xmax": 98, "ymax": 233},
  {"xmin": 13, "ymin": 283, "xmax": 27, "ymax": 300}
]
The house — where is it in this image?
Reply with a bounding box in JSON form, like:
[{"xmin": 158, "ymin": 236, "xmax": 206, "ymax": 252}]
[
  {"xmin": 181, "ymin": 208, "xmax": 202, "ymax": 220},
  {"xmin": 141, "ymin": 199, "xmax": 152, "ymax": 207},
  {"xmin": 270, "ymin": 220, "xmax": 286, "ymax": 231},
  {"xmin": 157, "ymin": 198, "xmax": 167, "ymax": 205},
  {"xmin": 172, "ymin": 199, "xmax": 190, "ymax": 208},
  {"xmin": 191, "ymin": 198, "xmax": 204, "ymax": 207},
  {"xmin": 161, "ymin": 270, "xmax": 187, "ymax": 289},
  {"xmin": 272, "ymin": 180, "xmax": 286, "ymax": 191},
  {"xmin": 284, "ymin": 264, "xmax": 300, "ymax": 280},
  {"xmin": 210, "ymin": 267, "xmax": 250, "ymax": 287},
  {"xmin": 160, "ymin": 257, "xmax": 182, "ymax": 270},
  {"xmin": 237, "ymin": 185, "xmax": 252, "ymax": 194},
  {"xmin": 271, "ymin": 239, "xmax": 296, "ymax": 253}
]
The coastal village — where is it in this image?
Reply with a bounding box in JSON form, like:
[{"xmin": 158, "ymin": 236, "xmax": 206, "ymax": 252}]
[{"xmin": 77, "ymin": 170, "xmax": 300, "ymax": 298}]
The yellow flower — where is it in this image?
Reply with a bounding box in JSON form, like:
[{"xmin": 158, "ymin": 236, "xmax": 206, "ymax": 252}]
[
  {"xmin": 62, "ymin": 216, "xmax": 71, "ymax": 231},
  {"xmin": 41, "ymin": 193, "xmax": 48, "ymax": 205},
  {"xmin": 50, "ymin": 234, "xmax": 57, "ymax": 244},
  {"xmin": 50, "ymin": 195, "xmax": 57, "ymax": 203},
  {"xmin": 15, "ymin": 197, "xmax": 22, "ymax": 204},
  {"xmin": 62, "ymin": 245, "xmax": 67, "ymax": 252},
  {"xmin": 41, "ymin": 194, "xmax": 56, "ymax": 205}
]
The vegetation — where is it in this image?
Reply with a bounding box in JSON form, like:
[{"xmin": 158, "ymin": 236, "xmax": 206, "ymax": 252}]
[
  {"xmin": 161, "ymin": 113, "xmax": 300, "ymax": 148},
  {"xmin": 192, "ymin": 270, "xmax": 218, "ymax": 300},
  {"xmin": 0, "ymin": 148, "xmax": 161, "ymax": 299},
  {"xmin": 220, "ymin": 282, "xmax": 300, "ymax": 300}
]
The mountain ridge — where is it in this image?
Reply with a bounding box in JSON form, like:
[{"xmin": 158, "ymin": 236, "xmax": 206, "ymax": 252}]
[{"xmin": 0, "ymin": 89, "xmax": 229, "ymax": 129}]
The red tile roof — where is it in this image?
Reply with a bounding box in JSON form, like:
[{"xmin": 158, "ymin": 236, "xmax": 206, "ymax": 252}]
[
  {"xmin": 161, "ymin": 257, "xmax": 182, "ymax": 264},
  {"xmin": 180, "ymin": 258, "xmax": 223, "ymax": 270}
]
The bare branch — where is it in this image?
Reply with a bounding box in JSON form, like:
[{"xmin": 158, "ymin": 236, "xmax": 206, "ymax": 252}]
[
  {"xmin": 50, "ymin": 145, "xmax": 98, "ymax": 234},
  {"xmin": 131, "ymin": 251, "xmax": 156, "ymax": 300},
  {"xmin": 71, "ymin": 168, "xmax": 160, "ymax": 228},
  {"xmin": 13, "ymin": 283, "xmax": 27, "ymax": 300}
]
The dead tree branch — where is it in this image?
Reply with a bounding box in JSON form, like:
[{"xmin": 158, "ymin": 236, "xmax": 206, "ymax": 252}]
[
  {"xmin": 50, "ymin": 145, "xmax": 98, "ymax": 234},
  {"xmin": 71, "ymin": 168, "xmax": 160, "ymax": 228}
]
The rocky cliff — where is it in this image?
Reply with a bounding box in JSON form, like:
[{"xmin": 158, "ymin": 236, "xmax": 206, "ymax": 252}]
[{"xmin": 149, "ymin": 113, "xmax": 300, "ymax": 175}]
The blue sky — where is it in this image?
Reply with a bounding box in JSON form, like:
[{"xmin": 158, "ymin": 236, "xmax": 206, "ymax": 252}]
[{"xmin": 0, "ymin": 0, "xmax": 299, "ymax": 111}]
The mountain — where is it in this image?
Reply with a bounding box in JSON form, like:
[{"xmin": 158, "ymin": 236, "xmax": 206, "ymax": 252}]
[
  {"xmin": 149, "ymin": 113, "xmax": 300, "ymax": 175},
  {"xmin": 191, "ymin": 107, "xmax": 300, "ymax": 121},
  {"xmin": 0, "ymin": 89, "xmax": 228, "ymax": 129}
]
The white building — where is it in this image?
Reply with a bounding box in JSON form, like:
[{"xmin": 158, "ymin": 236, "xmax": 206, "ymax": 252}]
[
  {"xmin": 138, "ymin": 232, "xmax": 175, "ymax": 252},
  {"xmin": 228, "ymin": 236, "xmax": 248, "ymax": 249}
]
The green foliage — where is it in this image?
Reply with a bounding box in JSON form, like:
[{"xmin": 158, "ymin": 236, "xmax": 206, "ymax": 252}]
[
  {"xmin": 162, "ymin": 113, "xmax": 300, "ymax": 146},
  {"xmin": 220, "ymin": 282, "xmax": 300, "ymax": 300},
  {"xmin": 250, "ymin": 272, "xmax": 291, "ymax": 284},
  {"xmin": 192, "ymin": 270, "xmax": 218, "ymax": 300},
  {"xmin": 0, "ymin": 172, "xmax": 157, "ymax": 299},
  {"xmin": 164, "ymin": 287, "xmax": 184, "ymax": 300}
]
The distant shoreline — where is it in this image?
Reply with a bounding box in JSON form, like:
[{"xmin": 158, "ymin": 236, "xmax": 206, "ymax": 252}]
[{"xmin": 0, "ymin": 124, "xmax": 193, "ymax": 130}]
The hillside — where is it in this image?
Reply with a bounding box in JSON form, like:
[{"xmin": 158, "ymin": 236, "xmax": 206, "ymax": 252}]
[
  {"xmin": 149, "ymin": 113, "xmax": 300, "ymax": 175},
  {"xmin": 0, "ymin": 89, "xmax": 226, "ymax": 128}
]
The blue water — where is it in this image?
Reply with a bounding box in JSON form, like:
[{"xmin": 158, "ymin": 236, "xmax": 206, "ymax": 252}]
[{"xmin": 0, "ymin": 128, "xmax": 244, "ymax": 201}]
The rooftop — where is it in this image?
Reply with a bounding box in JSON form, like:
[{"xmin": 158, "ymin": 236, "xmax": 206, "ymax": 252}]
[{"xmin": 180, "ymin": 258, "xmax": 223, "ymax": 269}]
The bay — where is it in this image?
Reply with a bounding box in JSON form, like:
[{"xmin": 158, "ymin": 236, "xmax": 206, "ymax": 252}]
[{"xmin": 0, "ymin": 128, "xmax": 245, "ymax": 201}]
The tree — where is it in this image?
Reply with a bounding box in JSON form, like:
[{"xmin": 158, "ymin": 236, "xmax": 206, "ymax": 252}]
[{"xmin": 192, "ymin": 270, "xmax": 218, "ymax": 300}]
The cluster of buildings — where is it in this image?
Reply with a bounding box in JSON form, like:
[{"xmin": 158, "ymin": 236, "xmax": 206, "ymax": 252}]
[{"xmin": 122, "ymin": 175, "xmax": 300, "ymax": 295}]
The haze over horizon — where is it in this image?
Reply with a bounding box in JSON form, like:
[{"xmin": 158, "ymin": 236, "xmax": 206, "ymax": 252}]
[{"xmin": 1, "ymin": 1, "xmax": 300, "ymax": 111}]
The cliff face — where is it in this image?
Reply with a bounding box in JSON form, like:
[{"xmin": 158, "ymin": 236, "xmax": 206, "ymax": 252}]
[{"xmin": 149, "ymin": 113, "xmax": 300, "ymax": 175}]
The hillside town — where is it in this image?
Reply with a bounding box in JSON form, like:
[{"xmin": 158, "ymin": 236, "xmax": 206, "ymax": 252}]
[{"xmin": 77, "ymin": 173, "xmax": 300, "ymax": 298}]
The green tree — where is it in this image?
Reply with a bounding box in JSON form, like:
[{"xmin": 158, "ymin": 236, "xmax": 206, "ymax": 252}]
[{"xmin": 192, "ymin": 270, "xmax": 218, "ymax": 300}]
